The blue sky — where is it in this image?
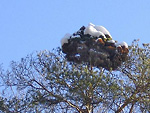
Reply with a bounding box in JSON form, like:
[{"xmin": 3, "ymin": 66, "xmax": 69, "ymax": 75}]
[{"xmin": 0, "ymin": 0, "xmax": 150, "ymax": 68}]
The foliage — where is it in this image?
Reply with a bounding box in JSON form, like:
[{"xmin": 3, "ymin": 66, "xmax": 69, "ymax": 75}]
[{"xmin": 0, "ymin": 40, "xmax": 149, "ymax": 113}]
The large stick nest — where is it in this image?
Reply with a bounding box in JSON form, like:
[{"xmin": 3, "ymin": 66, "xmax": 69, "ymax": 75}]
[{"xmin": 61, "ymin": 26, "xmax": 128, "ymax": 70}]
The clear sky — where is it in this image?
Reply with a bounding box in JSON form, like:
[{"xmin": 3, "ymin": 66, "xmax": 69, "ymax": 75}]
[{"xmin": 0, "ymin": 0, "xmax": 150, "ymax": 68}]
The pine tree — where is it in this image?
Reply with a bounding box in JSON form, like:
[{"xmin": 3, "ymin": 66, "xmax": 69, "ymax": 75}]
[{"xmin": 0, "ymin": 40, "xmax": 149, "ymax": 113}]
